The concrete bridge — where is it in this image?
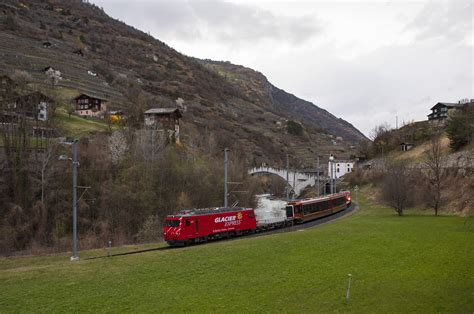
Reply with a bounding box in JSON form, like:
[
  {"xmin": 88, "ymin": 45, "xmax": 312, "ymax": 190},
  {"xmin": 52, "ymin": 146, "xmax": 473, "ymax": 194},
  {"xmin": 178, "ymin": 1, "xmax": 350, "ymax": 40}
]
[{"xmin": 248, "ymin": 167, "xmax": 327, "ymax": 195}]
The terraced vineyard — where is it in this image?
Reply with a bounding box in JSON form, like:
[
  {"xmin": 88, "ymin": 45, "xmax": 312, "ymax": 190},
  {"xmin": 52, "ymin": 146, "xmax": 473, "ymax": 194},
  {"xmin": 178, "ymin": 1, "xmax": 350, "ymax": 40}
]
[{"xmin": 0, "ymin": 32, "xmax": 123, "ymax": 103}]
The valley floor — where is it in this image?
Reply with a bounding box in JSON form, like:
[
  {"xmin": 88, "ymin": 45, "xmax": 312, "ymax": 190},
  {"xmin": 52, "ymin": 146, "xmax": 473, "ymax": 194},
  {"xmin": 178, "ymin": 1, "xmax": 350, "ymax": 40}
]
[{"xmin": 1, "ymin": 188, "xmax": 473, "ymax": 312}]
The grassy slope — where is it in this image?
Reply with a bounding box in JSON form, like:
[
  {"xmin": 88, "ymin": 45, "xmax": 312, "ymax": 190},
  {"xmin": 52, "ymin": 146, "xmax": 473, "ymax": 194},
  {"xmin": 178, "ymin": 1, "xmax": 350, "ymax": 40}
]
[
  {"xmin": 392, "ymin": 134, "xmax": 451, "ymax": 162},
  {"xmin": 53, "ymin": 107, "xmax": 110, "ymax": 138},
  {"xmin": 1, "ymin": 189, "xmax": 473, "ymax": 312}
]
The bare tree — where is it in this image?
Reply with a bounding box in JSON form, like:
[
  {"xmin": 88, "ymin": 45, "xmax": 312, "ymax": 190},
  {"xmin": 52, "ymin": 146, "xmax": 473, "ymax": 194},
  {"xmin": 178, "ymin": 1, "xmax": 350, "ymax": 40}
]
[
  {"xmin": 370, "ymin": 122, "xmax": 392, "ymax": 158},
  {"xmin": 39, "ymin": 141, "xmax": 58, "ymax": 204},
  {"xmin": 133, "ymin": 128, "xmax": 167, "ymax": 163},
  {"xmin": 424, "ymin": 131, "xmax": 445, "ymax": 215},
  {"xmin": 382, "ymin": 160, "xmax": 411, "ymax": 216}
]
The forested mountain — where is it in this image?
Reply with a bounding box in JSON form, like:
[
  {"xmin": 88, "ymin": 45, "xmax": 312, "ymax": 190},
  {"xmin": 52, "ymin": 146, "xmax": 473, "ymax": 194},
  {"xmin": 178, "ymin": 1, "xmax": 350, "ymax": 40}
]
[{"xmin": 0, "ymin": 0, "xmax": 367, "ymax": 254}]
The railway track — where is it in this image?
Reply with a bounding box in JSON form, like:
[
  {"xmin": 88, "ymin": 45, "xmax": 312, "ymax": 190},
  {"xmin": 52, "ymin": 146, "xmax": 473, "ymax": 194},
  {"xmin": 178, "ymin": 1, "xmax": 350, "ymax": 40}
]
[{"xmin": 86, "ymin": 203, "xmax": 357, "ymax": 260}]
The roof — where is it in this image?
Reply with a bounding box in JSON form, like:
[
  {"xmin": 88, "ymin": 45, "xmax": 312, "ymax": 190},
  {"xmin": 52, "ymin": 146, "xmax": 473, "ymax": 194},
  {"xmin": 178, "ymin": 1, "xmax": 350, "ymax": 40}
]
[
  {"xmin": 74, "ymin": 93, "xmax": 107, "ymax": 101},
  {"xmin": 430, "ymin": 102, "xmax": 464, "ymax": 110},
  {"xmin": 144, "ymin": 108, "xmax": 182, "ymax": 118},
  {"xmin": 288, "ymin": 192, "xmax": 349, "ymax": 206},
  {"xmin": 108, "ymin": 110, "xmax": 124, "ymax": 115},
  {"xmin": 331, "ymin": 160, "xmax": 354, "ymax": 164},
  {"xmin": 167, "ymin": 207, "xmax": 252, "ymax": 218}
]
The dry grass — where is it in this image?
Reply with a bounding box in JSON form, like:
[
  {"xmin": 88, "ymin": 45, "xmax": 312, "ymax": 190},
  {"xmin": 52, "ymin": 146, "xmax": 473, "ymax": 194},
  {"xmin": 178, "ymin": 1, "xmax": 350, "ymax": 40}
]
[{"xmin": 394, "ymin": 135, "xmax": 450, "ymax": 162}]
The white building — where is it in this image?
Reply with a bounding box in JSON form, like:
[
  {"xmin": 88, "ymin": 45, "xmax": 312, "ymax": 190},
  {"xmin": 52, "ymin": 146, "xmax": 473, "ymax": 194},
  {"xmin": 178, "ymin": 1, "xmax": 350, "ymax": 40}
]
[{"xmin": 328, "ymin": 156, "xmax": 354, "ymax": 179}]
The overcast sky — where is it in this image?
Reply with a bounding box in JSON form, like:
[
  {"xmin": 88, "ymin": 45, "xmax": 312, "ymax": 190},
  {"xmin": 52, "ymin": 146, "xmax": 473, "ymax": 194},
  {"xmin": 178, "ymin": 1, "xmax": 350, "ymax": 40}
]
[{"xmin": 93, "ymin": 0, "xmax": 473, "ymax": 136}]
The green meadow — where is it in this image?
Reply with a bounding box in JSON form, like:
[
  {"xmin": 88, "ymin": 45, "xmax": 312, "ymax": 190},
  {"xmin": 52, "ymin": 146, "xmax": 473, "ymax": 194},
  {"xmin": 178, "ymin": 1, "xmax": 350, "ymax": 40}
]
[{"xmin": 1, "ymin": 190, "xmax": 473, "ymax": 313}]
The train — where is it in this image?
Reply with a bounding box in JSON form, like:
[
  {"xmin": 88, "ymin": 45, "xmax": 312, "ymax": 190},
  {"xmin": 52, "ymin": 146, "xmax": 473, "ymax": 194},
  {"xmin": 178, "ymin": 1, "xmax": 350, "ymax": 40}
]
[{"xmin": 163, "ymin": 191, "xmax": 352, "ymax": 246}]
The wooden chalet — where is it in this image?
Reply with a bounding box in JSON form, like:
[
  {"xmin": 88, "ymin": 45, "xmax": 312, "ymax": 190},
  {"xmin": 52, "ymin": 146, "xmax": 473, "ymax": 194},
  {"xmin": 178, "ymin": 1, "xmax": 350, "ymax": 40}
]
[
  {"xmin": 74, "ymin": 94, "xmax": 108, "ymax": 118},
  {"xmin": 428, "ymin": 100, "xmax": 474, "ymax": 121},
  {"xmin": 144, "ymin": 108, "xmax": 182, "ymax": 139}
]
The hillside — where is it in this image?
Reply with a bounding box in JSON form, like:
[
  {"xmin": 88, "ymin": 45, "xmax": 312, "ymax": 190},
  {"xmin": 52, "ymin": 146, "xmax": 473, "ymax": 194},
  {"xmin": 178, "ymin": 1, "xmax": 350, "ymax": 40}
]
[
  {"xmin": 0, "ymin": 0, "xmax": 365, "ymax": 167},
  {"xmin": 202, "ymin": 60, "xmax": 366, "ymax": 143},
  {"xmin": 349, "ymin": 120, "xmax": 474, "ymax": 214}
]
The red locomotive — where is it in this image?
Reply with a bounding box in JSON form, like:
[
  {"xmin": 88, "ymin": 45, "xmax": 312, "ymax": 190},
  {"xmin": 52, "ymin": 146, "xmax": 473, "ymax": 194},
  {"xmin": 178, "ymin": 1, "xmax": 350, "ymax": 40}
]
[{"xmin": 163, "ymin": 207, "xmax": 257, "ymax": 246}]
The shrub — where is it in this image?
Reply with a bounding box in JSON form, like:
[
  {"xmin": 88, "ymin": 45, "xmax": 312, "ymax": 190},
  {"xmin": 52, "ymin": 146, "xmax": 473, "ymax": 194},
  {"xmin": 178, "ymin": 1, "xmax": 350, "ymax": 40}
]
[
  {"xmin": 4, "ymin": 15, "xmax": 18, "ymax": 31},
  {"xmin": 136, "ymin": 215, "xmax": 162, "ymax": 243},
  {"xmin": 446, "ymin": 109, "xmax": 474, "ymax": 151},
  {"xmin": 287, "ymin": 120, "xmax": 303, "ymax": 136}
]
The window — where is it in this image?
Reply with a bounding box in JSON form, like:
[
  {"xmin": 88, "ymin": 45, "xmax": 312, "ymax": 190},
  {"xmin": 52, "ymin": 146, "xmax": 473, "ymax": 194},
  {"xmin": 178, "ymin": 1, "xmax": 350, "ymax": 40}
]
[
  {"xmin": 185, "ymin": 220, "xmax": 191, "ymax": 226},
  {"xmin": 249, "ymin": 213, "xmax": 254, "ymax": 218},
  {"xmin": 166, "ymin": 220, "xmax": 180, "ymax": 227}
]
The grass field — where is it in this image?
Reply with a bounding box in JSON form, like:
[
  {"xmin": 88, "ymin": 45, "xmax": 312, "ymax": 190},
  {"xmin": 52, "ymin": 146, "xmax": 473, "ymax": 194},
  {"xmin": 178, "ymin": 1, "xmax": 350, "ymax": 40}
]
[
  {"xmin": 1, "ymin": 189, "xmax": 473, "ymax": 312},
  {"xmin": 53, "ymin": 107, "xmax": 111, "ymax": 138}
]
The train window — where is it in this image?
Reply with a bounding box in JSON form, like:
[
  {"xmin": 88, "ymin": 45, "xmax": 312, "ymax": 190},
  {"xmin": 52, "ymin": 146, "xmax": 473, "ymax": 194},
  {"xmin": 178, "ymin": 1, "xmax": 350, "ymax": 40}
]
[
  {"xmin": 249, "ymin": 213, "xmax": 254, "ymax": 218},
  {"xmin": 322, "ymin": 201, "xmax": 329, "ymax": 210},
  {"xmin": 185, "ymin": 219, "xmax": 190, "ymax": 226},
  {"xmin": 166, "ymin": 220, "xmax": 180, "ymax": 227}
]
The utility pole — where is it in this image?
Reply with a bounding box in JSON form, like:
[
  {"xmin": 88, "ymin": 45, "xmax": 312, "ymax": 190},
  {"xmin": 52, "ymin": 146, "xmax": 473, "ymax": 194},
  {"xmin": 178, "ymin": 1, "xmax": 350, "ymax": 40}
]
[
  {"xmin": 329, "ymin": 154, "xmax": 334, "ymax": 194},
  {"xmin": 292, "ymin": 171, "xmax": 296, "ymax": 200},
  {"xmin": 286, "ymin": 153, "xmax": 289, "ymax": 200},
  {"xmin": 224, "ymin": 148, "xmax": 229, "ymax": 208},
  {"xmin": 317, "ymin": 156, "xmax": 320, "ymax": 197},
  {"xmin": 71, "ymin": 139, "xmax": 79, "ymax": 262}
]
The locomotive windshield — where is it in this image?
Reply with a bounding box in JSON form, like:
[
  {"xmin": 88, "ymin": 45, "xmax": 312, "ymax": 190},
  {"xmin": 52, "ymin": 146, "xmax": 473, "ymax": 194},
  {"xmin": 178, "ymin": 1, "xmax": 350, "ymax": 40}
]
[{"xmin": 166, "ymin": 220, "xmax": 180, "ymax": 227}]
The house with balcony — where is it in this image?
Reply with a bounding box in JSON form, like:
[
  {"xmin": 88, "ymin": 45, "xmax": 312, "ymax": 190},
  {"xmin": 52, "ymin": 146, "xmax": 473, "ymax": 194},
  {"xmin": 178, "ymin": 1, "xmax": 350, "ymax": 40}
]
[
  {"xmin": 74, "ymin": 94, "xmax": 107, "ymax": 118},
  {"xmin": 428, "ymin": 100, "xmax": 474, "ymax": 122}
]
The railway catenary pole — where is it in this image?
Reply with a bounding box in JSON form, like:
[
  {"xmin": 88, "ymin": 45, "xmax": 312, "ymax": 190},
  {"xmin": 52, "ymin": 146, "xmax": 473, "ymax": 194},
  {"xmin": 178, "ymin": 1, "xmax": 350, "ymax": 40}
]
[
  {"xmin": 224, "ymin": 148, "xmax": 229, "ymax": 208},
  {"xmin": 71, "ymin": 139, "xmax": 79, "ymax": 262},
  {"xmin": 329, "ymin": 160, "xmax": 334, "ymax": 194},
  {"xmin": 286, "ymin": 154, "xmax": 289, "ymax": 200},
  {"xmin": 329, "ymin": 154, "xmax": 334, "ymax": 194},
  {"xmin": 316, "ymin": 156, "xmax": 320, "ymax": 197},
  {"xmin": 292, "ymin": 171, "xmax": 296, "ymax": 200}
]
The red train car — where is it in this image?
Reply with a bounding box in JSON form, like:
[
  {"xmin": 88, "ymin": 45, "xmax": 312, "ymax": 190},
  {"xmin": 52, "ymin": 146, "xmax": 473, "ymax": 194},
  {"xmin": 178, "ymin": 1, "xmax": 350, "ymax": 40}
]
[
  {"xmin": 285, "ymin": 191, "xmax": 351, "ymax": 223},
  {"xmin": 163, "ymin": 207, "xmax": 257, "ymax": 246}
]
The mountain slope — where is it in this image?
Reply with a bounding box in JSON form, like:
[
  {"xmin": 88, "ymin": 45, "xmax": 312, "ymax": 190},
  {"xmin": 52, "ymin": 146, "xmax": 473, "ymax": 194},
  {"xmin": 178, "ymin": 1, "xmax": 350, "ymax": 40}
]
[
  {"xmin": 201, "ymin": 60, "xmax": 366, "ymax": 143},
  {"xmin": 0, "ymin": 0, "xmax": 365, "ymax": 167}
]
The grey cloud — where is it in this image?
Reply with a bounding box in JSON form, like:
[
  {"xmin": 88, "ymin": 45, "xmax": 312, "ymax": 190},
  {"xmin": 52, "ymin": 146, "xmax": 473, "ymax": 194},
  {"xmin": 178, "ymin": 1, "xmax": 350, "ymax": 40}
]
[
  {"xmin": 405, "ymin": 0, "xmax": 472, "ymax": 43},
  {"xmin": 258, "ymin": 38, "xmax": 472, "ymax": 135},
  {"xmin": 96, "ymin": 0, "xmax": 322, "ymax": 45}
]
